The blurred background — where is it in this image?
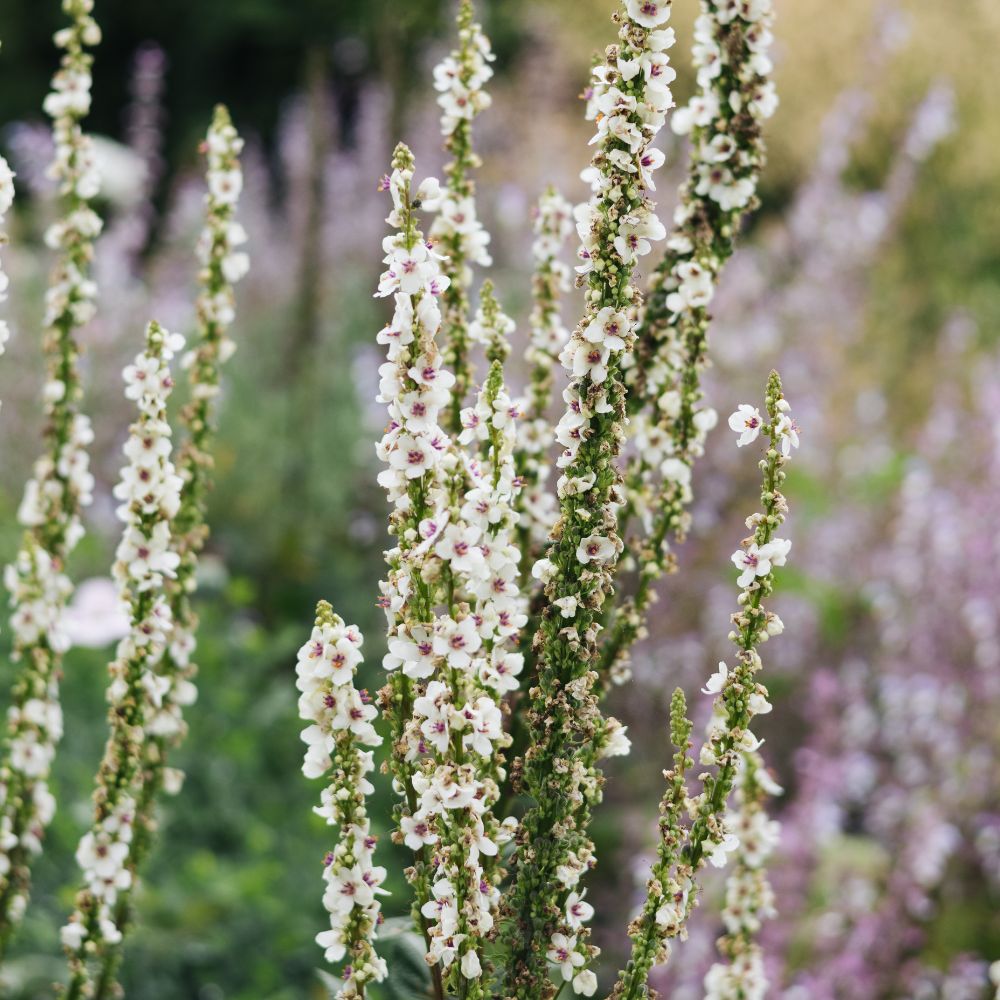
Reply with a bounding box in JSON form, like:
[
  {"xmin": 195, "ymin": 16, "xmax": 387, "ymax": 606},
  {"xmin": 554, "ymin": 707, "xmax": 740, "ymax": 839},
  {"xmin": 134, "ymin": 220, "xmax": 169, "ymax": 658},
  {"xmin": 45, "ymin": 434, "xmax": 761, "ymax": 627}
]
[{"xmin": 0, "ymin": 0, "xmax": 999, "ymax": 997}]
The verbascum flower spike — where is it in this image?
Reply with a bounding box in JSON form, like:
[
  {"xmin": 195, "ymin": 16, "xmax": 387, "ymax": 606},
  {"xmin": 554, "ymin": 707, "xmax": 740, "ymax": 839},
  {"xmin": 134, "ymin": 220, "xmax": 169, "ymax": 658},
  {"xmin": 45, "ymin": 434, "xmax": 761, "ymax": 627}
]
[
  {"xmin": 602, "ymin": 0, "xmax": 777, "ymax": 684},
  {"xmin": 60, "ymin": 321, "xmax": 185, "ymax": 999},
  {"xmin": 703, "ymin": 753, "xmax": 781, "ymax": 1000},
  {"xmin": 371, "ymin": 142, "xmax": 451, "ymax": 1000},
  {"xmin": 296, "ymin": 603, "xmax": 387, "ymax": 997},
  {"xmin": 430, "ymin": 357, "xmax": 523, "ymax": 992},
  {"xmin": 626, "ymin": 371, "xmax": 798, "ymax": 987},
  {"xmin": 611, "ymin": 687, "xmax": 694, "ymax": 997},
  {"xmin": 500, "ymin": 3, "xmax": 676, "ymax": 995},
  {"xmin": 431, "ymin": 0, "xmax": 495, "ymax": 432},
  {"xmin": 516, "ymin": 187, "xmax": 574, "ymax": 560},
  {"xmin": 88, "ymin": 105, "xmax": 247, "ymax": 999},
  {"xmin": 374, "ymin": 144, "xmax": 520, "ymax": 997},
  {"xmin": 0, "ymin": 0, "xmax": 102, "ymax": 949},
  {"xmin": 469, "ymin": 279, "xmax": 513, "ymax": 366}
]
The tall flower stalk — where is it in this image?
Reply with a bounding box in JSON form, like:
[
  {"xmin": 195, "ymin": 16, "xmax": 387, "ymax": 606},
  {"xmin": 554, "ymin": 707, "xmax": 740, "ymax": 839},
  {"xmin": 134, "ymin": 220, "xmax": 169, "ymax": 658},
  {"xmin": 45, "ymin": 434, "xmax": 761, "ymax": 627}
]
[
  {"xmin": 499, "ymin": 3, "xmax": 676, "ymax": 995},
  {"xmin": 372, "ymin": 144, "xmax": 450, "ymax": 1000},
  {"xmin": 0, "ymin": 0, "xmax": 102, "ymax": 949},
  {"xmin": 60, "ymin": 321, "xmax": 185, "ymax": 999},
  {"xmin": 611, "ymin": 371, "xmax": 797, "ymax": 996},
  {"xmin": 373, "ymin": 144, "xmax": 522, "ymax": 998},
  {"xmin": 516, "ymin": 188, "xmax": 574, "ymax": 563},
  {"xmin": 602, "ymin": 0, "xmax": 778, "ymax": 684},
  {"xmin": 296, "ymin": 603, "xmax": 386, "ymax": 998},
  {"xmin": 703, "ymin": 752, "xmax": 781, "ymax": 1000},
  {"xmin": 431, "ymin": 0, "xmax": 495, "ymax": 433},
  {"xmin": 86, "ymin": 105, "xmax": 247, "ymax": 1000}
]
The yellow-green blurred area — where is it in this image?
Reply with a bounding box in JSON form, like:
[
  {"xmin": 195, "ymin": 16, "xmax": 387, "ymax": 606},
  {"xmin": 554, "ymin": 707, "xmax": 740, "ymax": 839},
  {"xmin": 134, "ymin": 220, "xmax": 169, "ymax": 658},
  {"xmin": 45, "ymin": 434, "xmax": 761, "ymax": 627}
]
[{"xmin": 0, "ymin": 0, "xmax": 998, "ymax": 997}]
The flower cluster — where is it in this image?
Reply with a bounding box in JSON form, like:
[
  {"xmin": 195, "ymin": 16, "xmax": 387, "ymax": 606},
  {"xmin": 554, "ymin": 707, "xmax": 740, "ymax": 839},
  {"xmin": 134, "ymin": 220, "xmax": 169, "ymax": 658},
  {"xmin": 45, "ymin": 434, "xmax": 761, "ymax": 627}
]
[
  {"xmin": 516, "ymin": 187, "xmax": 574, "ymax": 559},
  {"xmin": 373, "ymin": 146, "xmax": 457, "ymax": 996},
  {"xmin": 0, "ymin": 0, "xmax": 102, "ymax": 948},
  {"xmin": 136, "ymin": 104, "xmax": 246, "ymax": 815},
  {"xmin": 373, "ymin": 145, "xmax": 523, "ymax": 996},
  {"xmin": 703, "ymin": 756, "xmax": 781, "ymax": 1000},
  {"xmin": 430, "ymin": 0, "xmax": 495, "ymax": 432},
  {"xmin": 297, "ymin": 603, "xmax": 386, "ymax": 997},
  {"xmin": 501, "ymin": 3, "xmax": 676, "ymax": 994},
  {"xmin": 613, "ymin": 372, "xmax": 796, "ymax": 994},
  {"xmin": 605, "ymin": 0, "xmax": 778, "ymax": 684},
  {"xmin": 71, "ymin": 106, "xmax": 249, "ymax": 998},
  {"xmin": 61, "ymin": 322, "xmax": 184, "ymax": 998}
]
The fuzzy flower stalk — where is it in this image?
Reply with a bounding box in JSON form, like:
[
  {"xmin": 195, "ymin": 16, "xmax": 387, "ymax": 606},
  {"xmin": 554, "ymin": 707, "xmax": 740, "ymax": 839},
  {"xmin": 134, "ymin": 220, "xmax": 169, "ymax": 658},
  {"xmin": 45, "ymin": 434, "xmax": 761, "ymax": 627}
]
[
  {"xmin": 372, "ymin": 144, "xmax": 519, "ymax": 997},
  {"xmin": 60, "ymin": 322, "xmax": 185, "ymax": 999},
  {"xmin": 500, "ymin": 3, "xmax": 676, "ymax": 995},
  {"xmin": 296, "ymin": 603, "xmax": 386, "ymax": 997},
  {"xmin": 86, "ymin": 105, "xmax": 248, "ymax": 999},
  {"xmin": 703, "ymin": 753, "xmax": 780, "ymax": 1000},
  {"xmin": 604, "ymin": 0, "xmax": 778, "ymax": 684},
  {"xmin": 0, "ymin": 0, "xmax": 102, "ymax": 949},
  {"xmin": 515, "ymin": 188, "xmax": 575, "ymax": 561},
  {"xmin": 431, "ymin": 0, "xmax": 495, "ymax": 432},
  {"xmin": 611, "ymin": 371, "xmax": 797, "ymax": 997}
]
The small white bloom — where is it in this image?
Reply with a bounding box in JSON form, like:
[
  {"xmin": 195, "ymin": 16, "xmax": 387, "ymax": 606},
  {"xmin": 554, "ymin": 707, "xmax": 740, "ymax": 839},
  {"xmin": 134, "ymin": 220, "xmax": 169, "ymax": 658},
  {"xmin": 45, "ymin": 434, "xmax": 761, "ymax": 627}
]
[{"xmin": 576, "ymin": 534, "xmax": 616, "ymax": 566}]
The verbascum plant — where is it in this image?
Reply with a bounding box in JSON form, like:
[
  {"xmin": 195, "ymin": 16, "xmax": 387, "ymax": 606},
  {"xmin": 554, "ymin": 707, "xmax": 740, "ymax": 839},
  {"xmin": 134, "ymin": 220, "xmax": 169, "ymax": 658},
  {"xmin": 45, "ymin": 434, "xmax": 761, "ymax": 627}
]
[
  {"xmin": 611, "ymin": 371, "xmax": 797, "ymax": 997},
  {"xmin": 500, "ymin": 3, "xmax": 675, "ymax": 993},
  {"xmin": 0, "ymin": 0, "xmax": 102, "ymax": 950},
  {"xmin": 703, "ymin": 752, "xmax": 781, "ymax": 1000},
  {"xmin": 84, "ymin": 104, "xmax": 248, "ymax": 999},
  {"xmin": 291, "ymin": 2, "xmax": 794, "ymax": 998},
  {"xmin": 431, "ymin": 0, "xmax": 495, "ymax": 432},
  {"xmin": 515, "ymin": 188, "xmax": 574, "ymax": 562},
  {"xmin": 372, "ymin": 144, "xmax": 522, "ymax": 998},
  {"xmin": 605, "ymin": 0, "xmax": 778, "ymax": 686},
  {"xmin": 60, "ymin": 321, "xmax": 185, "ymax": 998},
  {"xmin": 297, "ymin": 603, "xmax": 386, "ymax": 998}
]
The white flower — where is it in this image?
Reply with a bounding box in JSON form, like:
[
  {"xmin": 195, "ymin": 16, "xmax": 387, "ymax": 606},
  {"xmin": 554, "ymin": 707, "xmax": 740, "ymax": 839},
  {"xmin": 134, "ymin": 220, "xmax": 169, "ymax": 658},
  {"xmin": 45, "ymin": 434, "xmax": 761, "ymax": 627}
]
[
  {"xmin": 434, "ymin": 523, "xmax": 485, "ymax": 577},
  {"xmin": 583, "ymin": 307, "xmax": 629, "ymax": 351},
  {"xmin": 0, "ymin": 157, "xmax": 14, "ymax": 216},
  {"xmin": 666, "ymin": 260, "xmax": 715, "ymax": 313},
  {"xmin": 389, "ymin": 433, "xmax": 435, "ymax": 479},
  {"xmin": 626, "ymin": 0, "xmax": 672, "ymax": 28},
  {"xmin": 728, "ymin": 404, "xmax": 763, "ymax": 446},
  {"xmin": 433, "ymin": 616, "xmax": 482, "ymax": 670},
  {"xmin": 573, "ymin": 970, "xmax": 598, "ymax": 996},
  {"xmin": 614, "ymin": 214, "xmax": 666, "ymax": 263},
  {"xmin": 61, "ymin": 577, "xmax": 129, "ymax": 648},
  {"xmin": 532, "ymin": 558, "xmax": 557, "ymax": 583},
  {"xmin": 707, "ymin": 832, "xmax": 740, "ymax": 868},
  {"xmin": 415, "ymin": 176, "xmax": 444, "ymax": 210},
  {"xmin": 702, "ymin": 661, "xmax": 729, "ymax": 695},
  {"xmin": 208, "ymin": 168, "xmax": 242, "ymax": 205},
  {"xmin": 460, "ymin": 949, "xmax": 482, "ymax": 979},
  {"xmin": 775, "ymin": 413, "xmax": 800, "ymax": 456},
  {"xmin": 462, "ymin": 697, "xmax": 503, "ymax": 757},
  {"xmin": 660, "ymin": 457, "xmax": 691, "ymax": 488},
  {"xmin": 547, "ymin": 932, "xmax": 585, "ymax": 981},
  {"xmin": 571, "ymin": 340, "xmax": 611, "ymax": 384},
  {"xmin": 600, "ymin": 718, "xmax": 631, "ymax": 757},
  {"xmin": 401, "ymin": 813, "xmax": 438, "ymax": 851},
  {"xmin": 576, "ymin": 534, "xmax": 616, "ymax": 565},
  {"xmin": 60, "ymin": 920, "xmax": 87, "ymax": 951},
  {"xmin": 554, "ymin": 596, "xmax": 579, "ymax": 618},
  {"xmin": 732, "ymin": 538, "xmax": 790, "ymax": 588}
]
